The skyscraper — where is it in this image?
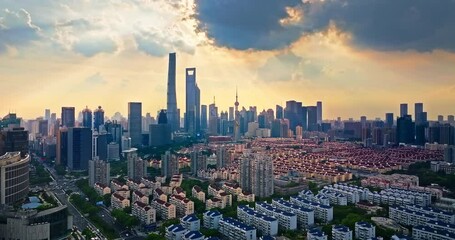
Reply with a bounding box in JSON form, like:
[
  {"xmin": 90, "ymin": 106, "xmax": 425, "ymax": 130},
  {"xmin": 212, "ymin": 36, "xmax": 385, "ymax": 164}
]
[
  {"xmin": 167, "ymin": 53, "xmax": 179, "ymax": 132},
  {"xmin": 396, "ymin": 115, "xmax": 414, "ymax": 144},
  {"xmin": 234, "ymin": 89, "xmax": 240, "ymax": 141},
  {"xmin": 240, "ymin": 152, "xmax": 274, "ymax": 198},
  {"xmin": 61, "ymin": 107, "xmax": 75, "ymax": 127},
  {"xmin": 0, "ymin": 152, "xmax": 30, "ymax": 205},
  {"xmin": 44, "ymin": 109, "xmax": 50, "ymax": 121},
  {"xmin": 317, "ymin": 101, "xmax": 323, "ymax": 124},
  {"xmin": 201, "ymin": 105, "xmax": 208, "ymax": 131},
  {"xmin": 0, "ymin": 127, "xmax": 29, "ymax": 157},
  {"xmin": 38, "ymin": 119, "xmax": 48, "ymax": 137},
  {"xmin": 67, "ymin": 127, "xmax": 92, "ymax": 170},
  {"xmin": 56, "ymin": 127, "xmax": 68, "ymax": 166},
  {"xmin": 82, "ymin": 106, "xmax": 92, "ymax": 129},
  {"xmin": 307, "ymin": 106, "xmax": 318, "ymax": 131},
  {"xmin": 185, "ymin": 68, "xmax": 200, "ymax": 135},
  {"xmin": 128, "ymin": 102, "xmax": 142, "ymax": 147},
  {"xmin": 385, "ymin": 113, "xmax": 394, "ymax": 128},
  {"xmin": 276, "ymin": 105, "xmax": 283, "ymax": 119},
  {"xmin": 149, "ymin": 110, "xmax": 172, "ymax": 147},
  {"xmin": 209, "ymin": 101, "xmax": 218, "ymax": 135},
  {"xmin": 415, "ymin": 103, "xmax": 423, "ymax": 125},
  {"xmin": 94, "ymin": 106, "xmax": 104, "ymax": 132},
  {"xmin": 400, "ymin": 104, "xmax": 408, "ymax": 118}
]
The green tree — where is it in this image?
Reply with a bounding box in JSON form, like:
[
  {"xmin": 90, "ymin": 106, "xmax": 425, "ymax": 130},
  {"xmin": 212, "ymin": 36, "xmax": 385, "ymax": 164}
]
[{"xmin": 146, "ymin": 233, "xmax": 166, "ymax": 240}]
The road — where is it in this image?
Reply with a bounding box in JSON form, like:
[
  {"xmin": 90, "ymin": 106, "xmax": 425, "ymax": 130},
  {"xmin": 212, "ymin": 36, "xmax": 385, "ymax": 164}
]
[
  {"xmin": 37, "ymin": 157, "xmax": 105, "ymax": 239},
  {"xmin": 38, "ymin": 156, "xmax": 144, "ymax": 239}
]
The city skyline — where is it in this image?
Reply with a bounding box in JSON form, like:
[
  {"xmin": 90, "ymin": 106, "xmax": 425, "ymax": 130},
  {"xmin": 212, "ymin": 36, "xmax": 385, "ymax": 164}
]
[{"xmin": 1, "ymin": 1, "xmax": 455, "ymax": 119}]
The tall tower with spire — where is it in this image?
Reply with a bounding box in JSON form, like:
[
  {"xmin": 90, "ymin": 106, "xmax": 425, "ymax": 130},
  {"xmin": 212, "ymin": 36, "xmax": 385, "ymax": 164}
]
[
  {"xmin": 234, "ymin": 88, "xmax": 240, "ymax": 141},
  {"xmin": 167, "ymin": 53, "xmax": 178, "ymax": 132}
]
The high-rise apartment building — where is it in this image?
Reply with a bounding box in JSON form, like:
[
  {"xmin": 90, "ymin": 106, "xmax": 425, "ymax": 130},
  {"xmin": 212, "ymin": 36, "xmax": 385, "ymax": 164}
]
[
  {"xmin": 61, "ymin": 107, "xmax": 75, "ymax": 127},
  {"xmin": 128, "ymin": 102, "xmax": 142, "ymax": 147},
  {"xmin": 124, "ymin": 148, "xmax": 147, "ymax": 181},
  {"xmin": 89, "ymin": 157, "xmax": 110, "ymax": 187},
  {"xmin": 68, "ymin": 127, "xmax": 92, "ymax": 170},
  {"xmin": 162, "ymin": 151, "xmax": 179, "ymax": 179},
  {"xmin": 240, "ymin": 152, "xmax": 274, "ymax": 198},
  {"xmin": 167, "ymin": 53, "xmax": 179, "ymax": 132}
]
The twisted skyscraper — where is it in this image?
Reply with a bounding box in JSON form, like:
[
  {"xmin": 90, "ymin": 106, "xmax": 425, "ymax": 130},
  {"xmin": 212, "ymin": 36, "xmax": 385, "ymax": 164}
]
[{"xmin": 167, "ymin": 53, "xmax": 179, "ymax": 132}]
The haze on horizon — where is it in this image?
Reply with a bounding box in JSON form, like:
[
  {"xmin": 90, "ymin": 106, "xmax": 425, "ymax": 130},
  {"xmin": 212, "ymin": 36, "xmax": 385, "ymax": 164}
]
[{"xmin": 1, "ymin": 0, "xmax": 455, "ymax": 120}]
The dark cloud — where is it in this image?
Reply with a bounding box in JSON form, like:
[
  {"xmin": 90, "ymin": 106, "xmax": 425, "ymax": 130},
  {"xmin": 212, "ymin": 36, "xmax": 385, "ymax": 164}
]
[
  {"xmin": 194, "ymin": 0, "xmax": 303, "ymax": 50},
  {"xmin": 195, "ymin": 0, "xmax": 455, "ymax": 52},
  {"xmin": 303, "ymin": 0, "xmax": 455, "ymax": 52}
]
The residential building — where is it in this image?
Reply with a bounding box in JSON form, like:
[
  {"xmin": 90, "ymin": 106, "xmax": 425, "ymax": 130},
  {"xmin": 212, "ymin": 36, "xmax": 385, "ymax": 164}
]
[
  {"xmin": 132, "ymin": 201, "xmax": 156, "ymax": 225},
  {"xmin": 237, "ymin": 205, "xmax": 278, "ymax": 237},
  {"xmin": 111, "ymin": 193, "xmax": 130, "ymax": 209},
  {"xmin": 124, "ymin": 148, "xmax": 147, "ymax": 181},
  {"xmin": 182, "ymin": 231, "xmax": 205, "ymax": 240},
  {"xmin": 219, "ymin": 217, "xmax": 257, "ymax": 240},
  {"xmin": 389, "ymin": 205, "xmax": 455, "ymax": 225},
  {"xmin": 203, "ymin": 210, "xmax": 222, "ymax": 229},
  {"xmin": 238, "ymin": 191, "xmax": 255, "ymax": 202},
  {"xmin": 412, "ymin": 225, "xmax": 455, "ymax": 240},
  {"xmin": 240, "ymin": 152, "xmax": 274, "ymax": 198},
  {"xmin": 355, "ymin": 222, "xmax": 375, "ymax": 240},
  {"xmin": 290, "ymin": 196, "xmax": 333, "ymax": 223},
  {"xmin": 151, "ymin": 199, "xmax": 176, "ymax": 220},
  {"xmin": 192, "ymin": 186, "xmax": 206, "ymax": 203},
  {"xmin": 94, "ymin": 182, "xmax": 111, "ymax": 196},
  {"xmin": 153, "ymin": 188, "xmax": 168, "ymax": 202},
  {"xmin": 332, "ymin": 225, "xmax": 353, "ymax": 240},
  {"xmin": 255, "ymin": 202, "xmax": 297, "ymax": 230},
  {"xmin": 272, "ymin": 199, "xmax": 314, "ymax": 229},
  {"xmin": 181, "ymin": 214, "xmax": 200, "ymax": 231},
  {"xmin": 166, "ymin": 224, "xmax": 187, "ymax": 240},
  {"xmin": 133, "ymin": 190, "xmax": 149, "ymax": 205},
  {"xmin": 110, "ymin": 179, "xmax": 129, "ymax": 191},
  {"xmin": 170, "ymin": 194, "xmax": 194, "ymax": 217},
  {"xmin": 88, "ymin": 157, "xmax": 110, "ymax": 187},
  {"xmin": 307, "ymin": 229, "xmax": 328, "ymax": 240}
]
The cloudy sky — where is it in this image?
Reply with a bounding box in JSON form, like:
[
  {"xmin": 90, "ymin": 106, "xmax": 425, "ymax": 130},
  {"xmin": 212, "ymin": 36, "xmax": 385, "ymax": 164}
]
[{"xmin": 1, "ymin": 0, "xmax": 455, "ymax": 120}]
